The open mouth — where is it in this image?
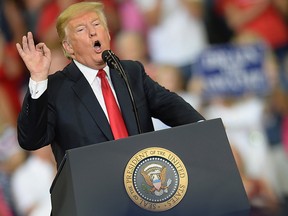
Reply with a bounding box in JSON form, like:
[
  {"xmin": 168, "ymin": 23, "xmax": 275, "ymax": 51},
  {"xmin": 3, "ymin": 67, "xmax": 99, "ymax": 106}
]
[
  {"xmin": 93, "ymin": 40, "xmax": 102, "ymax": 53},
  {"xmin": 94, "ymin": 40, "xmax": 101, "ymax": 49}
]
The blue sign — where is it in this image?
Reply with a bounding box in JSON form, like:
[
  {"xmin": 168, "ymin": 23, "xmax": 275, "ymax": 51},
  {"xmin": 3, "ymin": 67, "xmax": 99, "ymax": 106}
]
[{"xmin": 195, "ymin": 43, "xmax": 270, "ymax": 99}]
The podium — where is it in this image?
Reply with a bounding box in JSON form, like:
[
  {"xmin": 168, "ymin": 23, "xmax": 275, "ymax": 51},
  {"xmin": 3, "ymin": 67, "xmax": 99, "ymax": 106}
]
[{"xmin": 50, "ymin": 118, "xmax": 250, "ymax": 216}]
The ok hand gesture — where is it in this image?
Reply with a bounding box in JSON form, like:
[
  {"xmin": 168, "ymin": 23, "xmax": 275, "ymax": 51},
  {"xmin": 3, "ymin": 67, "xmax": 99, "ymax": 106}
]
[{"xmin": 16, "ymin": 32, "xmax": 51, "ymax": 81}]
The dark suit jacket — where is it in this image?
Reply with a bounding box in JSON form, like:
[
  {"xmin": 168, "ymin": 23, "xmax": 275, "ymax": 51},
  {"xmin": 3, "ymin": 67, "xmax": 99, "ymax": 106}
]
[{"xmin": 17, "ymin": 60, "xmax": 204, "ymax": 167}]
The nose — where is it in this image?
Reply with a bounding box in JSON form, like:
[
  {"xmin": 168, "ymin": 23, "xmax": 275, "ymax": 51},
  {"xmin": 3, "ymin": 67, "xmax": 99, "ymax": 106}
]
[{"xmin": 89, "ymin": 26, "xmax": 96, "ymax": 37}]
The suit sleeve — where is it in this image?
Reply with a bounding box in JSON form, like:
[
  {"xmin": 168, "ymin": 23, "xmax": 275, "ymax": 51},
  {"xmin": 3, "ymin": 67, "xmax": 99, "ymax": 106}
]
[
  {"xmin": 146, "ymin": 76, "xmax": 205, "ymax": 125},
  {"xmin": 17, "ymin": 89, "xmax": 55, "ymax": 150}
]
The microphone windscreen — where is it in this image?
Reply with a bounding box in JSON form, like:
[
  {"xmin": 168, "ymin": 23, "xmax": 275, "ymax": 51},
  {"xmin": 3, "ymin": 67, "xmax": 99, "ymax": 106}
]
[
  {"xmin": 102, "ymin": 50, "xmax": 117, "ymax": 69},
  {"xmin": 101, "ymin": 50, "xmax": 110, "ymax": 62}
]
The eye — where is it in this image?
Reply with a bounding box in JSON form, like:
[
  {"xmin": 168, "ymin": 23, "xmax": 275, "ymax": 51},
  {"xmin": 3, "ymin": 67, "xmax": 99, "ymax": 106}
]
[
  {"xmin": 76, "ymin": 26, "xmax": 85, "ymax": 32},
  {"xmin": 93, "ymin": 21, "xmax": 100, "ymax": 26}
]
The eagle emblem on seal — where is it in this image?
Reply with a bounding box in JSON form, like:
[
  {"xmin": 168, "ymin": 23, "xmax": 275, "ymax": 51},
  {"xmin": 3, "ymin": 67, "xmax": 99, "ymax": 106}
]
[{"xmin": 141, "ymin": 163, "xmax": 172, "ymax": 196}]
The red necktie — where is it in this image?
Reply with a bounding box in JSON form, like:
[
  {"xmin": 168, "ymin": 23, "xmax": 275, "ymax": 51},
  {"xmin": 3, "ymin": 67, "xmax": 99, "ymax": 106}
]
[{"xmin": 97, "ymin": 69, "xmax": 128, "ymax": 139}]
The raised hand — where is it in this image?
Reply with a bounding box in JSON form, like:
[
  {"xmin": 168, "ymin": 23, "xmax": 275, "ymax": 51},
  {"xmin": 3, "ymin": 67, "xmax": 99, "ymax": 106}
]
[{"xmin": 16, "ymin": 32, "xmax": 51, "ymax": 81}]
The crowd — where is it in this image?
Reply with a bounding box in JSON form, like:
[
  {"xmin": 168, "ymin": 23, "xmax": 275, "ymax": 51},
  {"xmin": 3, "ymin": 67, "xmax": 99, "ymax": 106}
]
[{"xmin": 0, "ymin": 0, "xmax": 287, "ymax": 215}]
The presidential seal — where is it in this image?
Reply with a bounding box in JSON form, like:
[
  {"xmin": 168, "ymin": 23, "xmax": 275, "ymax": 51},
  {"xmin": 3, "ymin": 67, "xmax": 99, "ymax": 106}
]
[{"xmin": 124, "ymin": 147, "xmax": 188, "ymax": 212}]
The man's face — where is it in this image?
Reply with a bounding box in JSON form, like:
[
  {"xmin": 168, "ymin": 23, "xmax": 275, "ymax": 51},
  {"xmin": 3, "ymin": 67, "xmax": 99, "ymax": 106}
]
[{"xmin": 63, "ymin": 11, "xmax": 111, "ymax": 69}]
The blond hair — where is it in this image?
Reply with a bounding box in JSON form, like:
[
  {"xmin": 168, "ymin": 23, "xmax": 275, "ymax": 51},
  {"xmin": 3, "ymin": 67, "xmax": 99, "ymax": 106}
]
[{"xmin": 56, "ymin": 2, "xmax": 108, "ymax": 58}]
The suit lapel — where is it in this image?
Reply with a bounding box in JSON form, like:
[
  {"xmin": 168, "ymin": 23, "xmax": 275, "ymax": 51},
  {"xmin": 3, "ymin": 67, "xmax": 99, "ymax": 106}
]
[
  {"xmin": 110, "ymin": 68, "xmax": 140, "ymax": 136},
  {"xmin": 66, "ymin": 62, "xmax": 114, "ymax": 140}
]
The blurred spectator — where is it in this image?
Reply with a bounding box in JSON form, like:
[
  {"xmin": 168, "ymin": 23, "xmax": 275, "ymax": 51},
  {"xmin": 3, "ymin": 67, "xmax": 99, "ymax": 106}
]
[
  {"xmin": 134, "ymin": 0, "xmax": 208, "ymax": 85},
  {"xmin": 204, "ymin": 96, "xmax": 272, "ymax": 178},
  {"xmin": 11, "ymin": 146, "xmax": 56, "ymax": 216},
  {"xmin": 114, "ymin": 30, "xmax": 156, "ymax": 79},
  {"xmin": 0, "ymin": 0, "xmax": 26, "ymax": 43},
  {"xmin": 99, "ymin": 0, "xmax": 121, "ymax": 49},
  {"xmin": 215, "ymin": 0, "xmax": 288, "ymax": 50},
  {"xmin": 264, "ymin": 87, "xmax": 288, "ymax": 208},
  {"xmin": 0, "ymin": 41, "xmax": 25, "ymax": 118},
  {"xmin": 0, "ymin": 73, "xmax": 27, "ymax": 216},
  {"xmin": 265, "ymin": 87, "xmax": 288, "ymax": 153},
  {"xmin": 231, "ymin": 145, "xmax": 281, "ymax": 216},
  {"xmin": 19, "ymin": 0, "xmax": 50, "ymax": 34},
  {"xmin": 117, "ymin": 0, "xmax": 147, "ymax": 35},
  {"xmin": 202, "ymin": 0, "xmax": 233, "ymax": 44},
  {"xmin": 0, "ymin": 124, "xmax": 26, "ymax": 216},
  {"xmin": 1, "ymin": 0, "xmax": 30, "ymax": 108},
  {"xmin": 0, "ymin": 68, "xmax": 27, "ymax": 215}
]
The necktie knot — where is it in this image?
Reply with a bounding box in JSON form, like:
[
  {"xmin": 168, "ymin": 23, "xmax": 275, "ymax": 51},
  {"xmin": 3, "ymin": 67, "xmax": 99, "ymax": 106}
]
[{"xmin": 97, "ymin": 69, "xmax": 106, "ymax": 79}]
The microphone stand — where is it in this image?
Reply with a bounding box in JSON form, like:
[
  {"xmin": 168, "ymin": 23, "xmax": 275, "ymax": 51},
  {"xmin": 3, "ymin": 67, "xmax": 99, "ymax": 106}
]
[{"xmin": 104, "ymin": 51, "xmax": 142, "ymax": 134}]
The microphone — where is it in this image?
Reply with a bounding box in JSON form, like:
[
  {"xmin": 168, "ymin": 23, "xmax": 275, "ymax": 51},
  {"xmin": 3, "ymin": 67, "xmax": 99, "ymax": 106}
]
[
  {"xmin": 101, "ymin": 50, "xmax": 126, "ymax": 78},
  {"xmin": 101, "ymin": 50, "xmax": 142, "ymax": 134},
  {"xmin": 102, "ymin": 50, "xmax": 118, "ymax": 70}
]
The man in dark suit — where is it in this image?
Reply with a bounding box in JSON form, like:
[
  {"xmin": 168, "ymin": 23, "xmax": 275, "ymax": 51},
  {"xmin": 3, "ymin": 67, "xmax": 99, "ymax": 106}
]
[{"xmin": 16, "ymin": 2, "xmax": 205, "ymax": 168}]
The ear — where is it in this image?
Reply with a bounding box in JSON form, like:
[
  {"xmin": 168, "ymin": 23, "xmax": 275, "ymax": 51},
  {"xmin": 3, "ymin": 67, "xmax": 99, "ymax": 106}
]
[{"xmin": 62, "ymin": 40, "xmax": 74, "ymax": 55}]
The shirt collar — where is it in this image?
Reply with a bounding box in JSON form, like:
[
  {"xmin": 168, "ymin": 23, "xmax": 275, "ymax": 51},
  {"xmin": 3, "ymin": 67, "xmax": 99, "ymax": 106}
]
[{"xmin": 73, "ymin": 60, "xmax": 110, "ymax": 85}]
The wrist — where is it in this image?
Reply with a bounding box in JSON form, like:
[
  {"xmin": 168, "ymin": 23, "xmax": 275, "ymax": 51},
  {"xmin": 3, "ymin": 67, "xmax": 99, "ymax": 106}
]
[{"xmin": 30, "ymin": 74, "xmax": 48, "ymax": 82}]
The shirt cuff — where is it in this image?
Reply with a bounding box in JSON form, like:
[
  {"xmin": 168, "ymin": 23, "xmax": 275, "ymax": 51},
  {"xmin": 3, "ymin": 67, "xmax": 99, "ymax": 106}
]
[{"xmin": 29, "ymin": 78, "xmax": 48, "ymax": 99}]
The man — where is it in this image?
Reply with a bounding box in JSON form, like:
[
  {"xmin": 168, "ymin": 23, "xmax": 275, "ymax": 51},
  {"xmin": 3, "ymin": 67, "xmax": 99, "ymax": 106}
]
[{"xmin": 16, "ymin": 2, "xmax": 205, "ymax": 168}]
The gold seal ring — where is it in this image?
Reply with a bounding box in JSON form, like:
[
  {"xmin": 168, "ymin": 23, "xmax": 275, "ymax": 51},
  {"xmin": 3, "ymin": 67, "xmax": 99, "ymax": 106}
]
[{"xmin": 124, "ymin": 147, "xmax": 188, "ymax": 212}]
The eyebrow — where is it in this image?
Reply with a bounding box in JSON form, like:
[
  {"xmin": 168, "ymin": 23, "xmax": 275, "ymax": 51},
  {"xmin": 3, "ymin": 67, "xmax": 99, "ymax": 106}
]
[{"xmin": 74, "ymin": 18, "xmax": 100, "ymax": 27}]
